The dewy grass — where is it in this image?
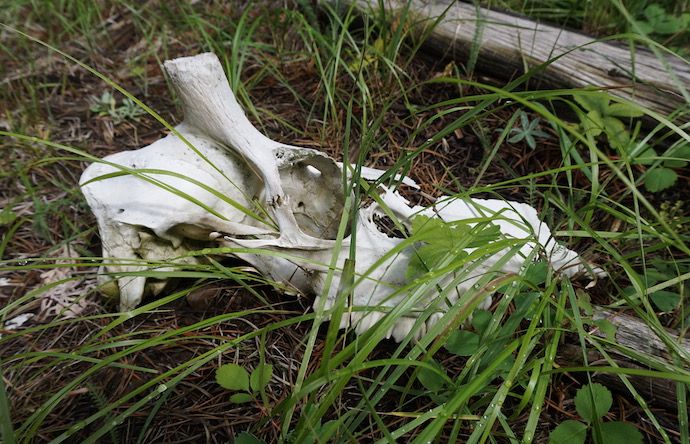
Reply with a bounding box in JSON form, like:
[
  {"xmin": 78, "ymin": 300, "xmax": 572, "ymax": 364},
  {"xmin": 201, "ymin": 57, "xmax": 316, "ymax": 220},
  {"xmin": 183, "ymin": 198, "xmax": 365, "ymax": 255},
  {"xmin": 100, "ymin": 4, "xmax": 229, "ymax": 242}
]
[{"xmin": 2, "ymin": 0, "xmax": 690, "ymax": 442}]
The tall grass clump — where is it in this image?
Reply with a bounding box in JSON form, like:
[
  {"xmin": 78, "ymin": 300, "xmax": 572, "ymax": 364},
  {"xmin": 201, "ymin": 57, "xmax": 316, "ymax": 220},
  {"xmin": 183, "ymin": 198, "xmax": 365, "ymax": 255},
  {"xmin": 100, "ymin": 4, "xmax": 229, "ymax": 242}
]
[{"xmin": 2, "ymin": 0, "xmax": 690, "ymax": 443}]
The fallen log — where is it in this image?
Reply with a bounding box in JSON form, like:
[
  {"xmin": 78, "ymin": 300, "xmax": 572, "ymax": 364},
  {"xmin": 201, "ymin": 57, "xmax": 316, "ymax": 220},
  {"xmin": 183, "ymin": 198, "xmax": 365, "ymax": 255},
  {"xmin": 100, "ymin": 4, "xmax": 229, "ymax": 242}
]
[
  {"xmin": 556, "ymin": 309, "xmax": 690, "ymax": 411},
  {"xmin": 334, "ymin": 0, "xmax": 690, "ymax": 124}
]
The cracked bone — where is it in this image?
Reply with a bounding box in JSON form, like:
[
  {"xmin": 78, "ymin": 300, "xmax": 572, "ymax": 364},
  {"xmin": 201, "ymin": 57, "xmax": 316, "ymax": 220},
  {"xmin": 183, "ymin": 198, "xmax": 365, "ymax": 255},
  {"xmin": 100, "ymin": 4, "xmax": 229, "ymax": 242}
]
[{"xmin": 80, "ymin": 53, "xmax": 603, "ymax": 342}]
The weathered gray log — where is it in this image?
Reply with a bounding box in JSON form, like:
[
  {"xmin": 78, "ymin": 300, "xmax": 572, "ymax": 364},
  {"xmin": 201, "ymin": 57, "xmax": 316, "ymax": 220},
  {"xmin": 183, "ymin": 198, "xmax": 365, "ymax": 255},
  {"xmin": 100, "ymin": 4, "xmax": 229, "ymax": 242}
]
[
  {"xmin": 556, "ymin": 309, "xmax": 690, "ymax": 411},
  {"xmin": 335, "ymin": 0, "xmax": 690, "ymax": 124}
]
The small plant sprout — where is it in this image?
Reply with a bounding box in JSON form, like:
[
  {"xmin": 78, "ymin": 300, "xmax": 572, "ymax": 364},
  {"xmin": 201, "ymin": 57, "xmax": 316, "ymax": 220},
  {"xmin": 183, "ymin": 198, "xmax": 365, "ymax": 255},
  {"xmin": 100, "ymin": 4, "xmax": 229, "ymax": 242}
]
[
  {"xmin": 505, "ymin": 110, "xmax": 551, "ymax": 150},
  {"xmin": 549, "ymin": 383, "xmax": 643, "ymax": 444},
  {"xmin": 89, "ymin": 91, "xmax": 146, "ymax": 124},
  {"xmin": 215, "ymin": 363, "xmax": 274, "ymax": 404},
  {"xmin": 636, "ymin": 4, "xmax": 690, "ymax": 37},
  {"xmin": 572, "ymin": 89, "xmax": 643, "ymax": 149},
  {"xmin": 634, "ymin": 141, "xmax": 690, "ymax": 192}
]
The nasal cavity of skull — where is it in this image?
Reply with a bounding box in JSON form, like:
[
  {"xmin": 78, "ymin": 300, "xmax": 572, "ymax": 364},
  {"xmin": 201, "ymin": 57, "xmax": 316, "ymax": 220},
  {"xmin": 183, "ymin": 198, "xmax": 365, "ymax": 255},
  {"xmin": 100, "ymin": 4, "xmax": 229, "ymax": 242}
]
[{"xmin": 373, "ymin": 214, "xmax": 409, "ymax": 238}]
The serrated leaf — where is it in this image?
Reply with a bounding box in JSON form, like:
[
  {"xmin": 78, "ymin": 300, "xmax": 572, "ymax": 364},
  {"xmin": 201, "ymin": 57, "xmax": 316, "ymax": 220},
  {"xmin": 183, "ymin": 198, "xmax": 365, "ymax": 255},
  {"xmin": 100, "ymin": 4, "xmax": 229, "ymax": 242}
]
[
  {"xmin": 230, "ymin": 392, "xmax": 255, "ymax": 403},
  {"xmin": 216, "ymin": 363, "xmax": 250, "ymax": 391},
  {"xmin": 644, "ymin": 167, "xmax": 678, "ymax": 192},
  {"xmin": 445, "ymin": 330, "xmax": 480, "ymax": 356},
  {"xmin": 548, "ymin": 420, "xmax": 588, "ymax": 444},
  {"xmin": 417, "ymin": 359, "xmax": 447, "ymax": 393},
  {"xmin": 235, "ymin": 432, "xmax": 267, "ymax": 444},
  {"xmin": 650, "ymin": 290, "xmax": 680, "ymax": 312},
  {"xmin": 600, "ymin": 421, "xmax": 644, "ymax": 443},
  {"xmin": 574, "ymin": 382, "xmax": 612, "ymax": 423},
  {"xmin": 250, "ymin": 364, "xmax": 274, "ymax": 392}
]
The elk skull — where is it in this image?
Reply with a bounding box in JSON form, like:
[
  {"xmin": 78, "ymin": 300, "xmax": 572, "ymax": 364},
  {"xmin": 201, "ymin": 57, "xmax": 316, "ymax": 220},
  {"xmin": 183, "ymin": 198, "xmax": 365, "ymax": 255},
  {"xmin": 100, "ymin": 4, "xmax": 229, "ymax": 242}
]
[{"xmin": 80, "ymin": 53, "xmax": 603, "ymax": 342}]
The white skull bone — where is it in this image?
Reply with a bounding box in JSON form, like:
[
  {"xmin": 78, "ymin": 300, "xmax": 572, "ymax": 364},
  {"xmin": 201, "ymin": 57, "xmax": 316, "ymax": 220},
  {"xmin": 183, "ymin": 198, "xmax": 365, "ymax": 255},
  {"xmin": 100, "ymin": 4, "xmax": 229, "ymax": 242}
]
[{"xmin": 80, "ymin": 53, "xmax": 603, "ymax": 342}]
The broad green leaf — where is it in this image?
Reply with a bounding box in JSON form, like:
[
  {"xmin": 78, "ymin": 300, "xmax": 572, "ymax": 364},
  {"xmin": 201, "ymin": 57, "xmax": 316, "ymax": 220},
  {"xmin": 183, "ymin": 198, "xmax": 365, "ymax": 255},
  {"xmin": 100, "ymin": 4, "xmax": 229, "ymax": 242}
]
[
  {"xmin": 600, "ymin": 421, "xmax": 644, "ymax": 443},
  {"xmin": 574, "ymin": 92, "xmax": 609, "ymax": 115},
  {"xmin": 216, "ymin": 363, "xmax": 250, "ymax": 391},
  {"xmin": 644, "ymin": 268, "xmax": 669, "ymax": 286},
  {"xmin": 235, "ymin": 432, "xmax": 267, "ymax": 444},
  {"xmin": 603, "ymin": 116, "xmax": 629, "ymax": 148},
  {"xmin": 582, "ymin": 110, "xmax": 604, "ymax": 137},
  {"xmin": 0, "ymin": 208, "xmax": 17, "ymax": 225},
  {"xmin": 317, "ymin": 420, "xmax": 339, "ymax": 441},
  {"xmin": 577, "ymin": 290, "xmax": 593, "ymax": 316},
  {"xmin": 630, "ymin": 144, "xmax": 656, "ymax": 165},
  {"xmin": 574, "ymin": 383, "xmax": 612, "ymax": 423},
  {"xmin": 683, "ymin": 13, "xmax": 690, "ymax": 27},
  {"xmin": 644, "ymin": 4, "xmax": 665, "ymax": 21},
  {"xmin": 406, "ymin": 215, "xmax": 499, "ymax": 278},
  {"xmin": 635, "ymin": 21, "xmax": 653, "ymax": 34},
  {"xmin": 514, "ymin": 291, "xmax": 540, "ymax": 315},
  {"xmin": 664, "ymin": 159, "xmax": 689, "ymax": 168},
  {"xmin": 508, "ymin": 131, "xmax": 527, "ymax": 144},
  {"xmin": 664, "ymin": 143, "xmax": 690, "ymax": 168},
  {"xmin": 641, "ymin": 5, "xmax": 682, "ymax": 34},
  {"xmin": 548, "ymin": 420, "xmax": 587, "ymax": 444},
  {"xmin": 524, "ymin": 260, "xmax": 549, "ymax": 285},
  {"xmin": 410, "ymin": 216, "xmax": 501, "ymax": 249},
  {"xmin": 445, "ymin": 331, "xmax": 480, "ymax": 356},
  {"xmin": 491, "ymin": 353, "xmax": 516, "ymax": 377},
  {"xmin": 655, "ymin": 16, "xmax": 683, "ymax": 34},
  {"xmin": 472, "ymin": 309, "xmax": 492, "ymax": 335},
  {"xmin": 650, "ymin": 290, "xmax": 680, "ymax": 312},
  {"xmin": 644, "ymin": 167, "xmax": 678, "ymax": 192},
  {"xmin": 593, "ymin": 319, "xmax": 617, "ymax": 340},
  {"xmin": 606, "ymin": 103, "xmax": 644, "ymax": 118},
  {"xmin": 417, "ymin": 359, "xmax": 447, "ymax": 393},
  {"xmin": 230, "ymin": 392, "xmax": 255, "ymax": 403},
  {"xmin": 250, "ymin": 364, "xmax": 274, "ymax": 392}
]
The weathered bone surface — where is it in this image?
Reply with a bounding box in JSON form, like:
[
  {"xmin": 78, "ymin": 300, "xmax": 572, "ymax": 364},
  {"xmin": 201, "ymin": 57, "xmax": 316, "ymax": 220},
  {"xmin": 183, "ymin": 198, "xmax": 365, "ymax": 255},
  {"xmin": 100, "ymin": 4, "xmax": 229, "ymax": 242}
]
[{"xmin": 80, "ymin": 53, "xmax": 603, "ymax": 342}]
